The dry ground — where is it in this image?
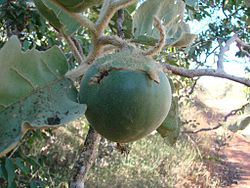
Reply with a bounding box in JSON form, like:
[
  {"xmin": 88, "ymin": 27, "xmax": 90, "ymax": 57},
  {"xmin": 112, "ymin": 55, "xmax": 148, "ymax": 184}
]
[{"xmin": 186, "ymin": 77, "xmax": 250, "ymax": 187}]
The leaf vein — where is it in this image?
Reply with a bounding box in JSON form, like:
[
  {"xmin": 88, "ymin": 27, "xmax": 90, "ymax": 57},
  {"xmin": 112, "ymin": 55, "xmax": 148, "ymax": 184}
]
[
  {"xmin": 11, "ymin": 67, "xmax": 36, "ymax": 89},
  {"xmin": 41, "ymin": 59, "xmax": 61, "ymax": 79}
]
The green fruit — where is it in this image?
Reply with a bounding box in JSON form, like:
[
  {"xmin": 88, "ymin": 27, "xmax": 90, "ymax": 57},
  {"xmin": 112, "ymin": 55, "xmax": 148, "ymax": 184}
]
[
  {"xmin": 79, "ymin": 50, "xmax": 172, "ymax": 143},
  {"xmin": 55, "ymin": 0, "xmax": 103, "ymax": 12}
]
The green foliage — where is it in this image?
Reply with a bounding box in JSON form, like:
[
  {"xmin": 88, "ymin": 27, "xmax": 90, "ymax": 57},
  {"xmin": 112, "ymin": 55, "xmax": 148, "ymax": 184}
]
[
  {"xmin": 0, "ymin": 129, "xmax": 64, "ymax": 187},
  {"xmin": 0, "ymin": 0, "xmax": 62, "ymax": 50},
  {"xmin": 0, "ymin": 36, "xmax": 86, "ymax": 157},
  {"xmin": 79, "ymin": 50, "xmax": 172, "ymax": 142}
]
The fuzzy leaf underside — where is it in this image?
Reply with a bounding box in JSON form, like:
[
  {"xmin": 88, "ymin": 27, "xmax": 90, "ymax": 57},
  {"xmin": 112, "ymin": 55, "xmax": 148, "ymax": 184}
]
[
  {"xmin": 133, "ymin": 0, "xmax": 196, "ymax": 47},
  {"xmin": 33, "ymin": 0, "xmax": 80, "ymax": 35},
  {"xmin": 0, "ymin": 36, "xmax": 86, "ymax": 157}
]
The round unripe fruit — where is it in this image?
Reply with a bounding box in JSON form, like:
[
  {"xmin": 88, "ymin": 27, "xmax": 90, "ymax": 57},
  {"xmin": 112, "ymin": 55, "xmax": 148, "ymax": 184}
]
[{"xmin": 79, "ymin": 51, "xmax": 172, "ymax": 143}]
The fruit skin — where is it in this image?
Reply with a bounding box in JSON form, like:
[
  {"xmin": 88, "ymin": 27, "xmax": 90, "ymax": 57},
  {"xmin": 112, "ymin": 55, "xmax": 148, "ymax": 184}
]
[
  {"xmin": 79, "ymin": 51, "xmax": 172, "ymax": 143},
  {"xmin": 55, "ymin": 0, "xmax": 103, "ymax": 12}
]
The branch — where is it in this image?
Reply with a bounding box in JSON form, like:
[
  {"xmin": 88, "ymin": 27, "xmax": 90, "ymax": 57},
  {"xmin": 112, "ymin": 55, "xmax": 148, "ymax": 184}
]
[
  {"xmin": 62, "ymin": 34, "xmax": 84, "ymax": 64},
  {"xmin": 235, "ymin": 38, "xmax": 250, "ymax": 58},
  {"xmin": 163, "ymin": 64, "xmax": 250, "ymax": 87},
  {"xmin": 183, "ymin": 103, "xmax": 250, "ymax": 134},
  {"xmin": 224, "ymin": 102, "xmax": 250, "ymax": 121},
  {"xmin": 65, "ymin": 0, "xmax": 137, "ymax": 80},
  {"xmin": 143, "ymin": 16, "xmax": 166, "ymax": 57},
  {"xmin": 70, "ymin": 127, "xmax": 101, "ymax": 188},
  {"xmin": 95, "ymin": 0, "xmax": 137, "ymax": 35},
  {"xmin": 71, "ymin": 37, "xmax": 85, "ymax": 60},
  {"xmin": 65, "ymin": 62, "xmax": 90, "ymax": 80},
  {"xmin": 98, "ymin": 35, "xmax": 129, "ymax": 48},
  {"xmin": 217, "ymin": 33, "xmax": 238, "ymax": 70},
  {"xmin": 117, "ymin": 9, "xmax": 125, "ymax": 38},
  {"xmin": 183, "ymin": 123, "xmax": 223, "ymax": 134}
]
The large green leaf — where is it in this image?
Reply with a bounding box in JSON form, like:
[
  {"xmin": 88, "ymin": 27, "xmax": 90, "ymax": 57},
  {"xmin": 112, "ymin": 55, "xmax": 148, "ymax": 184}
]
[
  {"xmin": 5, "ymin": 158, "xmax": 16, "ymax": 188},
  {"xmin": 0, "ymin": 36, "xmax": 86, "ymax": 157},
  {"xmin": 33, "ymin": 0, "xmax": 80, "ymax": 35},
  {"xmin": 133, "ymin": 0, "xmax": 196, "ymax": 47}
]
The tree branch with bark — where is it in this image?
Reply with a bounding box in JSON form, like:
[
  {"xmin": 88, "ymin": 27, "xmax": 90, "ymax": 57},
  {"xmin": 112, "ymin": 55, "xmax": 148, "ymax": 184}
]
[{"xmin": 163, "ymin": 33, "xmax": 250, "ymax": 87}]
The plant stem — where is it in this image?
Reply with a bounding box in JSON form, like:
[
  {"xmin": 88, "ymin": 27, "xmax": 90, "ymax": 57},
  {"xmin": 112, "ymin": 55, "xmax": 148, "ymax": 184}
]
[{"xmin": 62, "ymin": 34, "xmax": 84, "ymax": 64}]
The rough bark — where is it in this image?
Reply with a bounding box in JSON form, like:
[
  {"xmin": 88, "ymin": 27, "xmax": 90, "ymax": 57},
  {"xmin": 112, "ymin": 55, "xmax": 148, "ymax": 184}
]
[{"xmin": 70, "ymin": 127, "xmax": 101, "ymax": 188}]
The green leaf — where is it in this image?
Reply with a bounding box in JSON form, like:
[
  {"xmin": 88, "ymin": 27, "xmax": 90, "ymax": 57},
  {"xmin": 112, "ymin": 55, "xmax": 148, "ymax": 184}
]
[
  {"xmin": 33, "ymin": 0, "xmax": 80, "ymax": 35},
  {"xmin": 0, "ymin": 36, "xmax": 86, "ymax": 157},
  {"xmin": 30, "ymin": 179, "xmax": 43, "ymax": 188},
  {"xmin": 5, "ymin": 158, "xmax": 15, "ymax": 187},
  {"xmin": 14, "ymin": 158, "xmax": 29, "ymax": 175},
  {"xmin": 0, "ymin": 164, "xmax": 4, "ymax": 179},
  {"xmin": 133, "ymin": 0, "xmax": 196, "ymax": 47},
  {"xmin": 33, "ymin": 0, "xmax": 62, "ymax": 30},
  {"xmin": 0, "ymin": 162, "xmax": 8, "ymax": 180},
  {"xmin": 157, "ymin": 95, "xmax": 180, "ymax": 145}
]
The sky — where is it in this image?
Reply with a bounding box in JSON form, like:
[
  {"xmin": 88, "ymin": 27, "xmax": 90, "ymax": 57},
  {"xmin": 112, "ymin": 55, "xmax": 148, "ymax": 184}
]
[{"xmin": 188, "ymin": 9, "xmax": 249, "ymax": 77}]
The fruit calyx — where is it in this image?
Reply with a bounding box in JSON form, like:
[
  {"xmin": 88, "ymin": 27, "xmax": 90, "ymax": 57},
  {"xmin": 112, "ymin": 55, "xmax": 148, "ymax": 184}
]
[{"xmin": 88, "ymin": 49, "xmax": 162, "ymax": 85}]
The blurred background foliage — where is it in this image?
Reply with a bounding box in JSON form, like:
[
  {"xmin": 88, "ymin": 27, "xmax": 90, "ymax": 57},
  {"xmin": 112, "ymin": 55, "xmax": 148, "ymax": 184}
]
[{"xmin": 0, "ymin": 0, "xmax": 249, "ymax": 187}]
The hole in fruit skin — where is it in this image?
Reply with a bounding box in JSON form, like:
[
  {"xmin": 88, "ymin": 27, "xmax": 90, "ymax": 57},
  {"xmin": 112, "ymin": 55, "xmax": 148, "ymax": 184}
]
[
  {"xmin": 97, "ymin": 70, "xmax": 109, "ymax": 83},
  {"xmin": 89, "ymin": 69, "xmax": 110, "ymax": 85}
]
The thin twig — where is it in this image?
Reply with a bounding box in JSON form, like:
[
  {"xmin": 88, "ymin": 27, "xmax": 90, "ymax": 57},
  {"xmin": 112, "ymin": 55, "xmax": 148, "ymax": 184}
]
[
  {"xmin": 163, "ymin": 64, "xmax": 250, "ymax": 87},
  {"xmin": 217, "ymin": 33, "xmax": 239, "ymax": 70},
  {"xmin": 183, "ymin": 123, "xmax": 223, "ymax": 134},
  {"xmin": 183, "ymin": 102, "xmax": 250, "ymax": 134},
  {"xmin": 224, "ymin": 102, "xmax": 250, "ymax": 121},
  {"xmin": 144, "ymin": 16, "xmax": 166, "ymax": 57},
  {"xmin": 71, "ymin": 37, "xmax": 85, "ymax": 59},
  {"xmin": 62, "ymin": 34, "xmax": 84, "ymax": 64}
]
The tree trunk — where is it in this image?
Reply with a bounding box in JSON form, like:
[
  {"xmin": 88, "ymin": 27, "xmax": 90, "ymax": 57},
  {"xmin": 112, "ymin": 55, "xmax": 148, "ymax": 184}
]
[{"xmin": 70, "ymin": 126, "xmax": 101, "ymax": 188}]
